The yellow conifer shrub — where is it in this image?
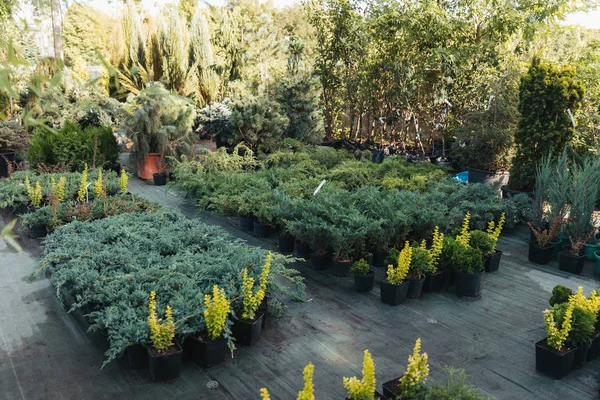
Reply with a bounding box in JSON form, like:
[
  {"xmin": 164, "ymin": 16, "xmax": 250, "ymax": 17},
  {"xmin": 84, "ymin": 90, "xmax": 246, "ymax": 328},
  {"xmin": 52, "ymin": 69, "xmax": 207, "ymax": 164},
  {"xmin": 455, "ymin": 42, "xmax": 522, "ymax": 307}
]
[
  {"xmin": 26, "ymin": 177, "xmax": 43, "ymax": 208},
  {"xmin": 55, "ymin": 176, "xmax": 66, "ymax": 203},
  {"xmin": 297, "ymin": 363, "xmax": 315, "ymax": 400},
  {"xmin": 93, "ymin": 168, "xmax": 105, "ymax": 198},
  {"xmin": 120, "ymin": 168, "xmax": 128, "ymax": 194},
  {"xmin": 486, "ymin": 213, "xmax": 505, "ymax": 250},
  {"xmin": 241, "ymin": 253, "xmax": 272, "ymax": 320},
  {"xmin": 148, "ymin": 291, "xmax": 176, "ymax": 353},
  {"xmin": 78, "ymin": 164, "xmax": 88, "ymax": 202},
  {"xmin": 399, "ymin": 338, "xmax": 429, "ymax": 396},
  {"xmin": 456, "ymin": 212, "xmax": 471, "ymax": 247},
  {"xmin": 343, "ymin": 349, "xmax": 376, "ymax": 400},
  {"xmin": 569, "ymin": 286, "xmax": 600, "ymax": 315},
  {"xmin": 429, "ymin": 226, "xmax": 444, "ymax": 273},
  {"xmin": 204, "ymin": 285, "xmax": 230, "ymax": 340},
  {"xmin": 260, "ymin": 388, "xmax": 271, "ymax": 400},
  {"xmin": 387, "ymin": 241, "xmax": 411, "ymax": 285},
  {"xmin": 544, "ymin": 302, "xmax": 574, "ymax": 351}
]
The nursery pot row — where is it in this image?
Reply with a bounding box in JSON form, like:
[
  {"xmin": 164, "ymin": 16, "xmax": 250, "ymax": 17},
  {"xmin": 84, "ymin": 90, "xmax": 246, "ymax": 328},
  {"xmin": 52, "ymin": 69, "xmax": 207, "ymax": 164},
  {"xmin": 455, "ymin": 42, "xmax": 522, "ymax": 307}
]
[
  {"xmin": 558, "ymin": 250, "xmax": 585, "ymax": 275},
  {"xmin": 528, "ymin": 242, "xmax": 553, "ymax": 265}
]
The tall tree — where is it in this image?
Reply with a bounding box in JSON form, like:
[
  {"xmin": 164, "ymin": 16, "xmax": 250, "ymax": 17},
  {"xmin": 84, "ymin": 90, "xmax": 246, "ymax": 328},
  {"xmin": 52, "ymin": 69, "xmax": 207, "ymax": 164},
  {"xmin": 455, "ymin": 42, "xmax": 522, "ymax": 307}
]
[
  {"xmin": 189, "ymin": 9, "xmax": 219, "ymax": 105},
  {"xmin": 50, "ymin": 0, "xmax": 64, "ymax": 61}
]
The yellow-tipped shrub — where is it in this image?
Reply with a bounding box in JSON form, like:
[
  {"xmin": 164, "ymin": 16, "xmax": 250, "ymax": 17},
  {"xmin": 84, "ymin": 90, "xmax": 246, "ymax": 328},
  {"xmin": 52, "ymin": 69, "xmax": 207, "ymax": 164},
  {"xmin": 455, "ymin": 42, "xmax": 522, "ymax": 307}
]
[
  {"xmin": 26, "ymin": 176, "xmax": 42, "ymax": 208},
  {"xmin": 343, "ymin": 349, "xmax": 376, "ymax": 400},
  {"xmin": 486, "ymin": 213, "xmax": 505, "ymax": 251},
  {"xmin": 78, "ymin": 164, "xmax": 88, "ymax": 202},
  {"xmin": 93, "ymin": 168, "xmax": 105, "ymax": 198},
  {"xmin": 241, "ymin": 252, "xmax": 272, "ymax": 320},
  {"xmin": 544, "ymin": 302, "xmax": 574, "ymax": 351},
  {"xmin": 400, "ymin": 338, "xmax": 429, "ymax": 397},
  {"xmin": 456, "ymin": 212, "xmax": 471, "ymax": 247},
  {"xmin": 204, "ymin": 285, "xmax": 230, "ymax": 340},
  {"xmin": 55, "ymin": 176, "xmax": 66, "ymax": 203},
  {"xmin": 297, "ymin": 363, "xmax": 315, "ymax": 400},
  {"xmin": 260, "ymin": 388, "xmax": 271, "ymax": 400},
  {"xmin": 120, "ymin": 168, "xmax": 128, "ymax": 194},
  {"xmin": 387, "ymin": 241, "xmax": 410, "ymax": 285},
  {"xmin": 429, "ymin": 226, "xmax": 444, "ymax": 273},
  {"xmin": 148, "ymin": 291, "xmax": 176, "ymax": 353}
]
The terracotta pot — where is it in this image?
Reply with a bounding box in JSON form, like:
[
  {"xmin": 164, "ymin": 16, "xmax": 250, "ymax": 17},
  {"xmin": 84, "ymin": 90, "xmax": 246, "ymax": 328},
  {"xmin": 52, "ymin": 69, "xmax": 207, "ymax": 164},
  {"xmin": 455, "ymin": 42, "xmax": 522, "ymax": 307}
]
[{"xmin": 137, "ymin": 153, "xmax": 161, "ymax": 180}]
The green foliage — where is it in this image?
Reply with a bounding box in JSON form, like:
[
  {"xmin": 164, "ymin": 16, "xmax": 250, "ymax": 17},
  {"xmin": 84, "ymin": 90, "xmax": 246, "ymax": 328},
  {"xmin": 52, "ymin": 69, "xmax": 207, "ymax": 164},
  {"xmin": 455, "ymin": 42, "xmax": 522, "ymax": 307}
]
[
  {"xmin": 27, "ymin": 121, "xmax": 119, "ymax": 171},
  {"xmin": 63, "ymin": 3, "xmax": 114, "ymax": 66},
  {"xmin": 352, "ymin": 258, "xmax": 370, "ymax": 275},
  {"xmin": 36, "ymin": 211, "xmax": 306, "ymax": 365},
  {"xmin": 469, "ymin": 231, "xmax": 495, "ymax": 257},
  {"xmin": 0, "ymin": 122, "xmax": 28, "ymax": 153},
  {"xmin": 442, "ymin": 238, "xmax": 484, "ymax": 274},
  {"xmin": 425, "ymin": 367, "xmax": 492, "ymax": 400},
  {"xmin": 409, "ymin": 245, "xmax": 432, "ymax": 280},
  {"xmin": 510, "ymin": 58, "xmax": 585, "ymax": 191},
  {"xmin": 552, "ymin": 302, "xmax": 597, "ymax": 347},
  {"xmin": 549, "ymin": 285, "xmax": 574, "ymax": 307},
  {"xmin": 225, "ymin": 96, "xmax": 289, "ymax": 152}
]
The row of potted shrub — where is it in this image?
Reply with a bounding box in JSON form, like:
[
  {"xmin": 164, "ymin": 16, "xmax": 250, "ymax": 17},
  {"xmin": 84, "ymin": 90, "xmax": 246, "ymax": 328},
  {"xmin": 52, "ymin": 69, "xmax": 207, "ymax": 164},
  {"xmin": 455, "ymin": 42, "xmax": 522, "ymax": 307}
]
[
  {"xmin": 536, "ymin": 285, "xmax": 600, "ymax": 379},
  {"xmin": 527, "ymin": 151, "xmax": 600, "ymax": 275},
  {"xmin": 259, "ymin": 339, "xmax": 490, "ymax": 399}
]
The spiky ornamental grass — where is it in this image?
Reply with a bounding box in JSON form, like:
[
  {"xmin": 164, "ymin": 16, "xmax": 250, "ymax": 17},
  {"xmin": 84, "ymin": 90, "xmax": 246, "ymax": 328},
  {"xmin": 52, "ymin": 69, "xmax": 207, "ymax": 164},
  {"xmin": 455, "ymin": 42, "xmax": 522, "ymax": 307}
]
[{"xmin": 34, "ymin": 211, "xmax": 305, "ymax": 366}]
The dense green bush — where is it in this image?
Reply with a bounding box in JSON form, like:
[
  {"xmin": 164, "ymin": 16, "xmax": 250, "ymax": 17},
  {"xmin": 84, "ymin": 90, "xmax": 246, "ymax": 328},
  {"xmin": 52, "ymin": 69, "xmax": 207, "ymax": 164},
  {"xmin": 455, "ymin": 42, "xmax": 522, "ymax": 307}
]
[
  {"xmin": 552, "ymin": 302, "xmax": 597, "ymax": 347},
  {"xmin": 442, "ymin": 237, "xmax": 484, "ymax": 274},
  {"xmin": 549, "ymin": 285, "xmax": 574, "ymax": 307},
  {"xmin": 36, "ymin": 211, "xmax": 306, "ymax": 365},
  {"xmin": 27, "ymin": 121, "xmax": 119, "ymax": 171},
  {"xmin": 425, "ymin": 368, "xmax": 492, "ymax": 400},
  {"xmin": 469, "ymin": 231, "xmax": 495, "ymax": 257}
]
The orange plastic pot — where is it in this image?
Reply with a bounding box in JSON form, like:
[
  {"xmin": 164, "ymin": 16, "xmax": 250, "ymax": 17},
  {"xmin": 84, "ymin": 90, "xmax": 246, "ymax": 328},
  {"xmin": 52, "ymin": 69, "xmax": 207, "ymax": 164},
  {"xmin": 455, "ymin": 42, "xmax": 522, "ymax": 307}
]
[{"xmin": 137, "ymin": 153, "xmax": 160, "ymax": 180}]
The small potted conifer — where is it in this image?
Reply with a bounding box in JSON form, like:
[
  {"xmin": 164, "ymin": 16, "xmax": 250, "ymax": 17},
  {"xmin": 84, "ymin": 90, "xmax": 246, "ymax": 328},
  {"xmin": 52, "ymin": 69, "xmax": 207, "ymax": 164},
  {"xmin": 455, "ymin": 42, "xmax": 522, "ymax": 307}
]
[
  {"xmin": 448, "ymin": 213, "xmax": 485, "ymax": 298},
  {"xmin": 423, "ymin": 227, "xmax": 445, "ymax": 293},
  {"xmin": 382, "ymin": 338, "xmax": 428, "ymax": 399},
  {"xmin": 260, "ymin": 362, "xmax": 315, "ymax": 399},
  {"xmin": 380, "ymin": 242, "xmax": 411, "ymax": 306},
  {"xmin": 343, "ymin": 350, "xmax": 383, "ymax": 399},
  {"xmin": 232, "ymin": 254, "xmax": 271, "ymax": 345},
  {"xmin": 189, "ymin": 285, "xmax": 231, "ymax": 368},
  {"xmin": 536, "ymin": 301, "xmax": 578, "ymax": 379},
  {"xmin": 407, "ymin": 242, "xmax": 431, "ymax": 299},
  {"xmin": 565, "ymin": 287, "xmax": 599, "ymax": 368},
  {"xmin": 483, "ymin": 213, "xmax": 504, "ymax": 272},
  {"xmin": 352, "ymin": 258, "xmax": 375, "ymax": 292},
  {"xmin": 146, "ymin": 291, "xmax": 181, "ymax": 381}
]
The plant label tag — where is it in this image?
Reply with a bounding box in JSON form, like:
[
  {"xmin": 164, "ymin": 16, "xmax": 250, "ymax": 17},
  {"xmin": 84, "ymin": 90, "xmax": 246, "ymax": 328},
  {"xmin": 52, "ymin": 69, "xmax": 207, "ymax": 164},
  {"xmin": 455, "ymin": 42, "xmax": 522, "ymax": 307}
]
[
  {"xmin": 567, "ymin": 109, "xmax": 576, "ymax": 127},
  {"xmin": 313, "ymin": 179, "xmax": 326, "ymax": 196}
]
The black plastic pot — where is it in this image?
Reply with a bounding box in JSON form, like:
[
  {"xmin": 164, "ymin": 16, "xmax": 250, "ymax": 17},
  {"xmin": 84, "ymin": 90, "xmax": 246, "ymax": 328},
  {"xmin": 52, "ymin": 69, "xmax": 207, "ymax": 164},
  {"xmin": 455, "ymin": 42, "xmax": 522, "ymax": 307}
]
[
  {"xmin": 147, "ymin": 342, "xmax": 183, "ymax": 381},
  {"xmin": 372, "ymin": 251, "xmax": 388, "ymax": 267},
  {"xmin": 454, "ymin": 271, "xmax": 484, "ymax": 297},
  {"xmin": 485, "ymin": 250, "xmax": 502, "ymax": 272},
  {"xmin": 353, "ymin": 268, "xmax": 375, "ymax": 292},
  {"xmin": 528, "ymin": 242, "xmax": 553, "ymax": 265},
  {"xmin": 423, "ymin": 270, "xmax": 444, "ymax": 292},
  {"xmin": 278, "ymin": 234, "xmax": 295, "ymax": 253},
  {"xmin": 189, "ymin": 335, "xmax": 227, "ymax": 368},
  {"xmin": 310, "ymin": 254, "xmax": 332, "ymax": 270},
  {"xmin": 232, "ymin": 313, "xmax": 264, "ymax": 346},
  {"xmin": 535, "ymin": 339, "xmax": 576, "ymax": 379},
  {"xmin": 467, "ymin": 167, "xmax": 509, "ymax": 186},
  {"xmin": 382, "ymin": 376, "xmax": 403, "ymax": 400},
  {"xmin": 558, "ymin": 251, "xmax": 585, "ymax": 275},
  {"xmin": 379, "ymin": 280, "xmax": 409, "ymax": 306},
  {"xmin": 253, "ymin": 221, "xmax": 270, "ymax": 237},
  {"xmin": 586, "ymin": 332, "xmax": 600, "ymax": 361},
  {"xmin": 28, "ymin": 224, "xmax": 47, "ymax": 239},
  {"xmin": 332, "ymin": 259, "xmax": 352, "ymax": 277},
  {"xmin": 442, "ymin": 268, "xmax": 455, "ymax": 288},
  {"xmin": 126, "ymin": 344, "xmax": 148, "ymax": 369},
  {"xmin": 258, "ymin": 297, "xmax": 268, "ymax": 329},
  {"xmin": 407, "ymin": 276, "xmax": 425, "ymax": 298},
  {"xmin": 295, "ymin": 241, "xmax": 311, "ymax": 259},
  {"xmin": 0, "ymin": 151, "xmax": 15, "ymax": 178},
  {"xmin": 153, "ymin": 172, "xmax": 167, "ymax": 186},
  {"xmin": 240, "ymin": 216, "xmax": 254, "ymax": 232},
  {"xmin": 571, "ymin": 343, "xmax": 590, "ymax": 369}
]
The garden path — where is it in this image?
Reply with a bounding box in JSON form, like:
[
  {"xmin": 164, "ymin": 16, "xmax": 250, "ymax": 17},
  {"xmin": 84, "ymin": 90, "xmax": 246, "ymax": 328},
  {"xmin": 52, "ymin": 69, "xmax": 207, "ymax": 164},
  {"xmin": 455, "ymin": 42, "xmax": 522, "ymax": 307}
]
[{"xmin": 0, "ymin": 175, "xmax": 599, "ymax": 400}]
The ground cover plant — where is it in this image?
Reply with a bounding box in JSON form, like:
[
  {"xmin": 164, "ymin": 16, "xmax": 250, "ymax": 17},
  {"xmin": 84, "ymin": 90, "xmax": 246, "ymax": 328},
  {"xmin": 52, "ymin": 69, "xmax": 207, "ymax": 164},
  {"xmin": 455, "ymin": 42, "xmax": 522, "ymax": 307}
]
[{"xmin": 35, "ymin": 211, "xmax": 306, "ymax": 365}]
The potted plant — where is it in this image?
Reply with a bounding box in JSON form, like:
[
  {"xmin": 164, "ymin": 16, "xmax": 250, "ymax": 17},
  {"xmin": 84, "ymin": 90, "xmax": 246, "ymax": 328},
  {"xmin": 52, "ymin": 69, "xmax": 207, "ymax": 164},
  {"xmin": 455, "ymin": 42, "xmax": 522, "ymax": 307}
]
[
  {"xmin": 469, "ymin": 230, "xmax": 494, "ymax": 267},
  {"xmin": 287, "ymin": 218, "xmax": 332, "ymax": 270},
  {"xmin": 536, "ymin": 301, "xmax": 576, "ymax": 379},
  {"xmin": 450, "ymin": 213, "xmax": 485, "ymax": 297},
  {"xmin": 189, "ymin": 285, "xmax": 231, "ymax": 368},
  {"xmin": 380, "ymin": 242, "xmax": 410, "ymax": 306},
  {"xmin": 153, "ymin": 147, "xmax": 168, "ymax": 186},
  {"xmin": 382, "ymin": 338, "xmax": 428, "ymax": 400},
  {"xmin": 146, "ymin": 291, "xmax": 181, "ymax": 381},
  {"xmin": 483, "ymin": 213, "xmax": 505, "ymax": 272},
  {"xmin": 423, "ymin": 226, "xmax": 445, "ymax": 292},
  {"xmin": 528, "ymin": 217, "xmax": 562, "ymax": 265},
  {"xmin": 0, "ymin": 123, "xmax": 28, "ymax": 178},
  {"xmin": 560, "ymin": 156, "xmax": 600, "ymax": 274},
  {"xmin": 407, "ymin": 242, "xmax": 431, "ymax": 299},
  {"xmin": 584, "ymin": 236, "xmax": 599, "ymax": 261},
  {"xmin": 243, "ymin": 180, "xmax": 276, "ymax": 237},
  {"xmin": 586, "ymin": 290, "xmax": 600, "ymax": 361},
  {"xmin": 352, "ymin": 259, "xmax": 375, "ymax": 292},
  {"xmin": 232, "ymin": 254, "xmax": 271, "ymax": 345},
  {"xmin": 260, "ymin": 362, "xmax": 315, "ymax": 400},
  {"xmin": 567, "ymin": 287, "xmax": 600, "ymax": 366},
  {"xmin": 343, "ymin": 350, "xmax": 383, "ymax": 399}
]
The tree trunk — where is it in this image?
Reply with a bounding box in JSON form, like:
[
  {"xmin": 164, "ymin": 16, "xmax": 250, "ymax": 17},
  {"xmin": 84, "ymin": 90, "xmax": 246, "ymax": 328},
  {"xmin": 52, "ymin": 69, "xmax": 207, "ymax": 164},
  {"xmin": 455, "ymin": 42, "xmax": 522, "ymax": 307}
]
[{"xmin": 50, "ymin": 0, "xmax": 64, "ymax": 61}]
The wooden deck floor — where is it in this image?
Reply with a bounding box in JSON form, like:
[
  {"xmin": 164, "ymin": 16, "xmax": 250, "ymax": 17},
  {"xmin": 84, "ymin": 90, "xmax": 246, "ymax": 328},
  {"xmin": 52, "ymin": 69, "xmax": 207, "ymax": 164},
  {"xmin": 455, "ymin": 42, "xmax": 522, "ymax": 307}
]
[{"xmin": 0, "ymin": 175, "xmax": 599, "ymax": 400}]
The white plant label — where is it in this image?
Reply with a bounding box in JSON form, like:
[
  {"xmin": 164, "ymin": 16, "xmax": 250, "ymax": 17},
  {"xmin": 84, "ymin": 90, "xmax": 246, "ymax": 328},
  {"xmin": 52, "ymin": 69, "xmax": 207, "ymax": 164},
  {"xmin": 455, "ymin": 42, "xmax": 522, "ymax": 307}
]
[
  {"xmin": 567, "ymin": 109, "xmax": 576, "ymax": 127},
  {"xmin": 313, "ymin": 179, "xmax": 326, "ymax": 196},
  {"xmin": 444, "ymin": 99, "xmax": 452, "ymax": 108}
]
